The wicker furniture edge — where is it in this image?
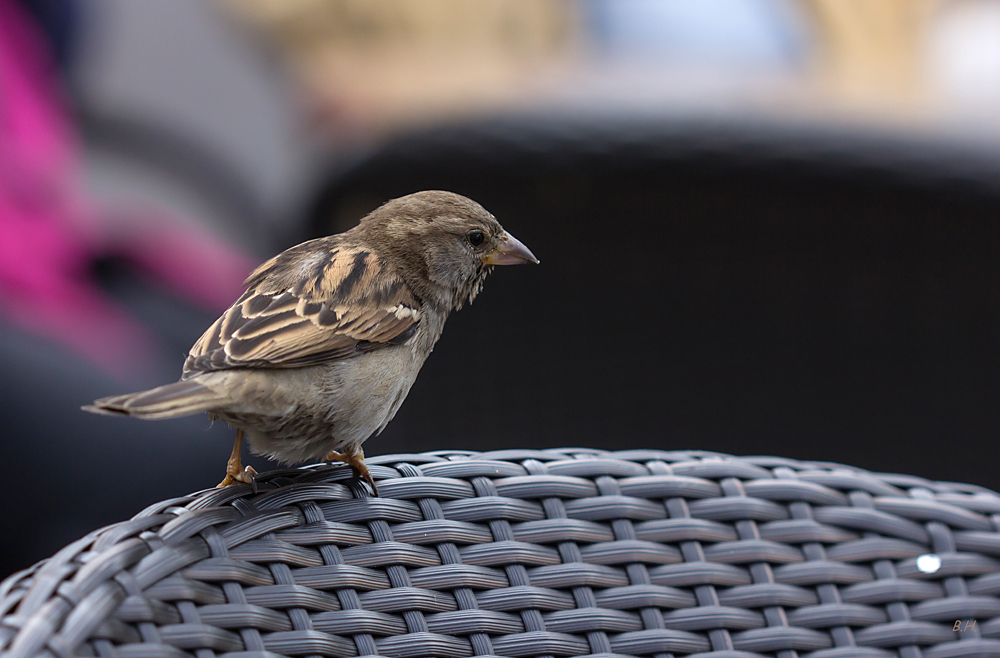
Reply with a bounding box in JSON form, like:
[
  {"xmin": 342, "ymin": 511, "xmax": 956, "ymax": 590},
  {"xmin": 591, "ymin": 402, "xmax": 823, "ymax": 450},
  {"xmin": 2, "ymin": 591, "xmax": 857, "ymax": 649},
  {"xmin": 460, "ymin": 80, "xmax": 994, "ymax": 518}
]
[{"xmin": 3, "ymin": 448, "xmax": 1000, "ymax": 658}]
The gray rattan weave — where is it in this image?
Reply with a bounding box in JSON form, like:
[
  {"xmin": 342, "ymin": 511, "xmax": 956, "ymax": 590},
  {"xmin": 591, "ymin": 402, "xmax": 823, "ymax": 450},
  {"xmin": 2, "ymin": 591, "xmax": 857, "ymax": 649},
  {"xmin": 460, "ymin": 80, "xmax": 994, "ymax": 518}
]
[{"xmin": 3, "ymin": 449, "xmax": 1000, "ymax": 658}]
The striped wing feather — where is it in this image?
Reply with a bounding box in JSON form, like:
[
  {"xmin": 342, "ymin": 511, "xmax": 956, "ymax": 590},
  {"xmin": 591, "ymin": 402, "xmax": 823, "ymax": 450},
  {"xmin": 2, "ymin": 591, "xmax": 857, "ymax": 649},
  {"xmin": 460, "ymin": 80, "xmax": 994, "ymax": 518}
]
[{"xmin": 183, "ymin": 243, "xmax": 420, "ymax": 376}]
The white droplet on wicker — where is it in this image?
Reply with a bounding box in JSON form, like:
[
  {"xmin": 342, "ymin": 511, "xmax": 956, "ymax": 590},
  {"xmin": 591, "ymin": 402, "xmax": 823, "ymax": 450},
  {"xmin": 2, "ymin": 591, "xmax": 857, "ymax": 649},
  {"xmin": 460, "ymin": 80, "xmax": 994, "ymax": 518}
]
[{"xmin": 917, "ymin": 553, "xmax": 942, "ymax": 574}]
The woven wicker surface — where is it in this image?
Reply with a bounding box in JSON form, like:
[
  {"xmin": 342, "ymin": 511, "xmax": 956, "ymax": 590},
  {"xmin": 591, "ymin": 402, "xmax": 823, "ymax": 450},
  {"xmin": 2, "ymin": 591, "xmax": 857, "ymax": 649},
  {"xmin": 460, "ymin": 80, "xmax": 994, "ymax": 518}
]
[{"xmin": 3, "ymin": 449, "xmax": 1000, "ymax": 658}]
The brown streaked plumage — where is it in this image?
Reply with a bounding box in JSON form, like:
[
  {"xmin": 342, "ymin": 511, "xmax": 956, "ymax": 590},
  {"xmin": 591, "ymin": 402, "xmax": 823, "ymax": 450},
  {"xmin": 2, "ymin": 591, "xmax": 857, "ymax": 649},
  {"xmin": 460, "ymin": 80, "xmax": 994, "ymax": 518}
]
[{"xmin": 83, "ymin": 191, "xmax": 538, "ymax": 492}]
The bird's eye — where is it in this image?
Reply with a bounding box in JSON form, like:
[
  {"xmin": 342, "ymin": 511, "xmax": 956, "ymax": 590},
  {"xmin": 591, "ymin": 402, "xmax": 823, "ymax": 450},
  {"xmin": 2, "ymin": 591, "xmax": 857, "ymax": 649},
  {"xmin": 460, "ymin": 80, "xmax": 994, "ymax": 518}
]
[{"xmin": 467, "ymin": 230, "xmax": 485, "ymax": 247}]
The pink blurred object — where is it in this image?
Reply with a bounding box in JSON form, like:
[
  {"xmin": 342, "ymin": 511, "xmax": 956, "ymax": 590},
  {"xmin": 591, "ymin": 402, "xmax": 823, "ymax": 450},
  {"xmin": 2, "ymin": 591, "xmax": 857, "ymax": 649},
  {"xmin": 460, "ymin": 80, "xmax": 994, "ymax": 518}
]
[{"xmin": 0, "ymin": 0, "xmax": 255, "ymax": 378}]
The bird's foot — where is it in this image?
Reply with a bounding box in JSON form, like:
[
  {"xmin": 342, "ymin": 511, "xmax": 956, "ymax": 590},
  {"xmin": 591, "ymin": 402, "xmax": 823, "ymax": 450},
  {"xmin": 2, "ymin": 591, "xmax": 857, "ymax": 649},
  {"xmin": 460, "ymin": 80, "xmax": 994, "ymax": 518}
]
[
  {"xmin": 217, "ymin": 462, "xmax": 257, "ymax": 488},
  {"xmin": 324, "ymin": 449, "xmax": 378, "ymax": 496},
  {"xmin": 217, "ymin": 429, "xmax": 257, "ymax": 489}
]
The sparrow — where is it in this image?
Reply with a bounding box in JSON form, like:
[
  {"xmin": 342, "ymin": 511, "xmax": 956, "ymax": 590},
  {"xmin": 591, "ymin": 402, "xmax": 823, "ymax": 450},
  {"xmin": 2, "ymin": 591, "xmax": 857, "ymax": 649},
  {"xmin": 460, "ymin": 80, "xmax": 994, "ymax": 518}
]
[{"xmin": 83, "ymin": 191, "xmax": 538, "ymax": 492}]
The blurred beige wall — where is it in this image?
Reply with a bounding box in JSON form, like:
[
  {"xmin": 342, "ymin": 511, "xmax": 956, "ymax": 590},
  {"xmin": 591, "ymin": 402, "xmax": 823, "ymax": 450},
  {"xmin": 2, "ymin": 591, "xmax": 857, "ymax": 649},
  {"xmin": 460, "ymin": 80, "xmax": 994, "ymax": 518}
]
[
  {"xmin": 223, "ymin": 0, "xmax": 1000, "ymax": 135},
  {"xmin": 806, "ymin": 0, "xmax": 938, "ymax": 109},
  {"xmin": 224, "ymin": 0, "xmax": 581, "ymax": 136}
]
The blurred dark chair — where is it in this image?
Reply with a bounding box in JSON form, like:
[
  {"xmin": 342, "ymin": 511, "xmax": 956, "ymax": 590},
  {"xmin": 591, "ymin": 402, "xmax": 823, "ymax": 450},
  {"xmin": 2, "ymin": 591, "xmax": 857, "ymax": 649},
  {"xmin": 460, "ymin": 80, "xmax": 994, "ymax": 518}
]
[
  {"xmin": 3, "ymin": 448, "xmax": 1000, "ymax": 658},
  {"xmin": 306, "ymin": 113, "xmax": 1000, "ymax": 493}
]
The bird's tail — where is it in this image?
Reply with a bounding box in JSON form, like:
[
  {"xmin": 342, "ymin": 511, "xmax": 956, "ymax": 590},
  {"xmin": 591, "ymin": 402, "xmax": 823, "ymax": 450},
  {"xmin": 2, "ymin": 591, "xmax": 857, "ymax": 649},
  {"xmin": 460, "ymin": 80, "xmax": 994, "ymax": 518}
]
[{"xmin": 83, "ymin": 379, "xmax": 227, "ymax": 420}]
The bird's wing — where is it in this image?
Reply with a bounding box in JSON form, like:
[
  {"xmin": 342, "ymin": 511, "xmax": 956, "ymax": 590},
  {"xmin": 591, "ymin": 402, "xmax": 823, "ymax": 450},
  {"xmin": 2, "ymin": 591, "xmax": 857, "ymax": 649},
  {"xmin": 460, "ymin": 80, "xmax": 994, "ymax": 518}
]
[{"xmin": 183, "ymin": 241, "xmax": 421, "ymax": 376}]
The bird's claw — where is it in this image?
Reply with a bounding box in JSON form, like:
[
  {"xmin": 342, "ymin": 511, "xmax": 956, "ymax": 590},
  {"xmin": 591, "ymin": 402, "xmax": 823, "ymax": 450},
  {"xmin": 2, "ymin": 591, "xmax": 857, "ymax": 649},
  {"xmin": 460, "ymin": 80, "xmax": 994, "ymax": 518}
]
[
  {"xmin": 217, "ymin": 464, "xmax": 257, "ymax": 489},
  {"xmin": 358, "ymin": 469, "xmax": 378, "ymax": 497},
  {"xmin": 324, "ymin": 449, "xmax": 378, "ymax": 496}
]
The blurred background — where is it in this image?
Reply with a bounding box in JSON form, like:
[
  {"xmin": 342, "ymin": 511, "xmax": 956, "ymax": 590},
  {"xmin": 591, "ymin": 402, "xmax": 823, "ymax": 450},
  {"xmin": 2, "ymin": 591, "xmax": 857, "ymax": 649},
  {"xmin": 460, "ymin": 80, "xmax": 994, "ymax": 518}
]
[{"xmin": 3, "ymin": 0, "xmax": 1000, "ymax": 576}]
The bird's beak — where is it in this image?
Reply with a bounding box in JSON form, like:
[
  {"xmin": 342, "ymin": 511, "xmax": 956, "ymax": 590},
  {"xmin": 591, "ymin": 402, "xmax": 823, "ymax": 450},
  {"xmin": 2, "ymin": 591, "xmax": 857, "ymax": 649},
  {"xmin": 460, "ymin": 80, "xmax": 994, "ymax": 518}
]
[{"xmin": 483, "ymin": 231, "xmax": 539, "ymax": 265}]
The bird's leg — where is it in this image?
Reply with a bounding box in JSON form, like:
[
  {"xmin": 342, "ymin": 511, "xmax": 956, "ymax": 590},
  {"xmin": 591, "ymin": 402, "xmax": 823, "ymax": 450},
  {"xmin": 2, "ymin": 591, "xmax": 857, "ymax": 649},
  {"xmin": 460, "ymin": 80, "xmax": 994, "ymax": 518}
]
[
  {"xmin": 217, "ymin": 429, "xmax": 257, "ymax": 487},
  {"xmin": 324, "ymin": 447, "xmax": 378, "ymax": 496}
]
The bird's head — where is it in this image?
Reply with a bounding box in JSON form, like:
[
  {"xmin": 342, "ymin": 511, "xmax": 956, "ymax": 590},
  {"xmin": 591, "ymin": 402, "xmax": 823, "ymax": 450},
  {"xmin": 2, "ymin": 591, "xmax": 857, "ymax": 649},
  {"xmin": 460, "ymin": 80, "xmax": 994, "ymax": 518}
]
[{"xmin": 361, "ymin": 190, "xmax": 538, "ymax": 310}]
